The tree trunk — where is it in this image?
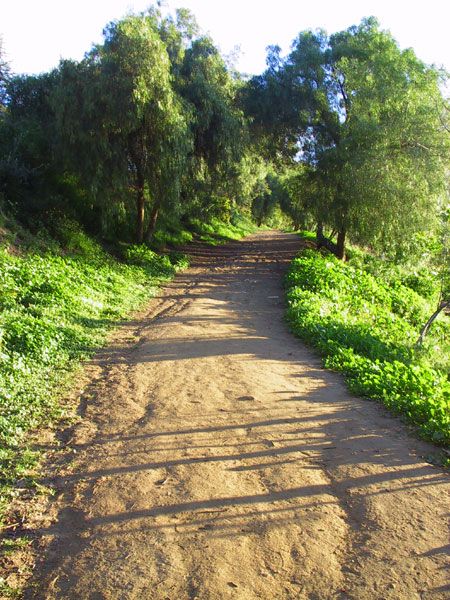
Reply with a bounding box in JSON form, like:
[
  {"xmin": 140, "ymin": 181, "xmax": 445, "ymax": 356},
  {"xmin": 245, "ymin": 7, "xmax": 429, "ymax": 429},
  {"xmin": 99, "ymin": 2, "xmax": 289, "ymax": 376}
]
[
  {"xmin": 316, "ymin": 222, "xmax": 346, "ymax": 259},
  {"xmin": 416, "ymin": 300, "xmax": 450, "ymax": 345},
  {"xmin": 316, "ymin": 221, "xmax": 324, "ymax": 246},
  {"xmin": 136, "ymin": 170, "xmax": 145, "ymax": 244},
  {"xmin": 144, "ymin": 199, "xmax": 161, "ymax": 244},
  {"xmin": 316, "ymin": 222, "xmax": 335, "ymax": 254},
  {"xmin": 336, "ymin": 227, "xmax": 346, "ymax": 260}
]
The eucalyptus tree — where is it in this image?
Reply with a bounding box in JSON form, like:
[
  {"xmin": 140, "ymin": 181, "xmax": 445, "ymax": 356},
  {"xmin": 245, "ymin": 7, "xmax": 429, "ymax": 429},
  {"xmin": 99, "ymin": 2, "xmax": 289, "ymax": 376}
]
[
  {"xmin": 229, "ymin": 150, "xmax": 270, "ymax": 213},
  {"xmin": 318, "ymin": 18, "xmax": 449, "ymax": 258},
  {"xmin": 139, "ymin": 8, "xmax": 248, "ymax": 222},
  {"xmin": 280, "ymin": 165, "xmax": 323, "ymax": 231},
  {"xmin": 54, "ymin": 14, "xmax": 190, "ymax": 243},
  {"xmin": 157, "ymin": 6, "xmax": 200, "ymax": 75},
  {"xmin": 241, "ymin": 44, "xmax": 308, "ymax": 165},
  {"xmin": 250, "ymin": 171, "xmax": 291, "ymax": 226}
]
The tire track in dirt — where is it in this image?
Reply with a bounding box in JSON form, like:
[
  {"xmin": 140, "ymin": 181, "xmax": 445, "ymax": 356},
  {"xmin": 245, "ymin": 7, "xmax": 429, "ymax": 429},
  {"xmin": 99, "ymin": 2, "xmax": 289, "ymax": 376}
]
[{"xmin": 24, "ymin": 231, "xmax": 449, "ymax": 599}]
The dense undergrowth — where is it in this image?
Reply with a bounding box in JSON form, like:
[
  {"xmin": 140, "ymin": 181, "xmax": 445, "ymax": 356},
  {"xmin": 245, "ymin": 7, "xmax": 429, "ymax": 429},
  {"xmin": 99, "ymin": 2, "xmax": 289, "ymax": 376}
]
[
  {"xmin": 151, "ymin": 214, "xmax": 257, "ymax": 249},
  {"xmin": 0, "ymin": 214, "xmax": 254, "ymax": 521},
  {"xmin": 285, "ymin": 237, "xmax": 450, "ymax": 446}
]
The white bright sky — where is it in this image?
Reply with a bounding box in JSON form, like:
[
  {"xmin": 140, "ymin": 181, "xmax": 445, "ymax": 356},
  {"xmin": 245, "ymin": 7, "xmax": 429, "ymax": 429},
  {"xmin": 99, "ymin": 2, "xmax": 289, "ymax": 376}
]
[{"xmin": 2, "ymin": 1, "xmax": 450, "ymax": 76}]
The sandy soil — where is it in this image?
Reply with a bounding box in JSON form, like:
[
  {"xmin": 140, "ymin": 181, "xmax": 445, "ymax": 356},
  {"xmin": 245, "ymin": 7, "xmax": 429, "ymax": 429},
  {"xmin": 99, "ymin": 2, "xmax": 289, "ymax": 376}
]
[{"xmin": 24, "ymin": 231, "xmax": 449, "ymax": 599}]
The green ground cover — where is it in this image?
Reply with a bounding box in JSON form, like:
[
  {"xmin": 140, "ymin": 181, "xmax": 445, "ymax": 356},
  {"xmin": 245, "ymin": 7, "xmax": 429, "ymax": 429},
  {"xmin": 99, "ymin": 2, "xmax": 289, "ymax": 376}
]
[
  {"xmin": 150, "ymin": 213, "xmax": 256, "ymax": 249},
  {"xmin": 285, "ymin": 241, "xmax": 450, "ymax": 446},
  {"xmin": 0, "ymin": 222, "xmax": 190, "ymax": 514},
  {"xmin": 0, "ymin": 213, "xmax": 256, "ymax": 523},
  {"xmin": 185, "ymin": 215, "xmax": 257, "ymax": 246}
]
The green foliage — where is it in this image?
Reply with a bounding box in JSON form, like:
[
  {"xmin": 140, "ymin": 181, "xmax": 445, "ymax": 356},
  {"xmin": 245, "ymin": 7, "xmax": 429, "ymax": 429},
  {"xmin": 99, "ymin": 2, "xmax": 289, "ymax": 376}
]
[
  {"xmin": 123, "ymin": 244, "xmax": 188, "ymax": 277},
  {"xmin": 250, "ymin": 172, "xmax": 282, "ymax": 227},
  {"xmin": 188, "ymin": 215, "xmax": 256, "ymax": 245},
  {"xmin": 403, "ymin": 271, "xmax": 437, "ymax": 300},
  {"xmin": 436, "ymin": 205, "xmax": 450, "ymax": 304},
  {"xmin": 150, "ymin": 214, "xmax": 194, "ymax": 249},
  {"xmin": 167, "ymin": 250, "xmax": 190, "ymax": 270},
  {"xmin": 0, "ymin": 579, "xmax": 21, "ymax": 599},
  {"xmin": 141, "ymin": 212, "xmax": 255, "ymax": 249},
  {"xmin": 285, "ymin": 247, "xmax": 450, "ymax": 445},
  {"xmin": 231, "ymin": 152, "xmax": 270, "ymax": 210},
  {"xmin": 0, "ymin": 222, "xmax": 188, "ymax": 510},
  {"xmin": 172, "ymin": 34, "xmax": 247, "ymax": 224},
  {"xmin": 0, "ymin": 71, "xmax": 63, "ymax": 223},
  {"xmin": 246, "ymin": 18, "xmax": 449, "ymax": 257},
  {"xmin": 53, "ymin": 14, "xmax": 191, "ymax": 243},
  {"xmin": 152, "ymin": 228, "xmax": 194, "ymax": 248},
  {"xmin": 1, "ymin": 6, "xmax": 259, "ymax": 251}
]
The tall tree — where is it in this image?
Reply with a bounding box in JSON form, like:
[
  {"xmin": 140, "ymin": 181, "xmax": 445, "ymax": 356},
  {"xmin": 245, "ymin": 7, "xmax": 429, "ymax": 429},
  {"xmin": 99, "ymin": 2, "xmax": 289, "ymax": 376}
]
[
  {"xmin": 177, "ymin": 36, "xmax": 246, "ymax": 219},
  {"xmin": 245, "ymin": 18, "xmax": 449, "ymax": 258},
  {"xmin": 0, "ymin": 72, "xmax": 62, "ymax": 219},
  {"xmin": 320, "ymin": 18, "xmax": 449, "ymax": 257},
  {"xmin": 54, "ymin": 15, "xmax": 190, "ymax": 242}
]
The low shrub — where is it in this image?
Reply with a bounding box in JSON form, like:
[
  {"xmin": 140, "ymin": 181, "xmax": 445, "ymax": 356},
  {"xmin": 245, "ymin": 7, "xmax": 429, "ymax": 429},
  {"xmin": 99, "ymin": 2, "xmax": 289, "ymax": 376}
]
[
  {"xmin": 285, "ymin": 248, "xmax": 450, "ymax": 445},
  {"xmin": 0, "ymin": 225, "xmax": 188, "ymax": 512}
]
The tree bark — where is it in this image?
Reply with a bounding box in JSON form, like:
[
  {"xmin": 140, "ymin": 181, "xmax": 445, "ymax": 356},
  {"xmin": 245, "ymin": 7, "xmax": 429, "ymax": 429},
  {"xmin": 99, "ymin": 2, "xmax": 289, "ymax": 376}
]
[
  {"xmin": 336, "ymin": 227, "xmax": 346, "ymax": 260},
  {"xmin": 316, "ymin": 222, "xmax": 346, "ymax": 259},
  {"xmin": 316, "ymin": 222, "xmax": 325, "ymax": 246},
  {"xmin": 130, "ymin": 137, "xmax": 147, "ymax": 245},
  {"xmin": 316, "ymin": 222, "xmax": 336, "ymax": 254},
  {"xmin": 136, "ymin": 171, "xmax": 145, "ymax": 244},
  {"xmin": 144, "ymin": 199, "xmax": 161, "ymax": 244}
]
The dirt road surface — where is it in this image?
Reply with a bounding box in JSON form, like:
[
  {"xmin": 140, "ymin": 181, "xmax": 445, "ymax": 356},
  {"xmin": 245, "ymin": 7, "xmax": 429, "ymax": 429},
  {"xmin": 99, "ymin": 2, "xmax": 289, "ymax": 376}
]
[{"xmin": 26, "ymin": 232, "xmax": 449, "ymax": 599}]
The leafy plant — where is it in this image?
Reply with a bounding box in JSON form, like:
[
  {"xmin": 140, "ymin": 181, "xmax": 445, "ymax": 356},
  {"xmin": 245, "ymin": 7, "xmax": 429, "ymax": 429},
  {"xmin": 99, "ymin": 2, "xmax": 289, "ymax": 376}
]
[
  {"xmin": 285, "ymin": 245, "xmax": 450, "ymax": 445},
  {"xmin": 0, "ymin": 224, "xmax": 189, "ymax": 514}
]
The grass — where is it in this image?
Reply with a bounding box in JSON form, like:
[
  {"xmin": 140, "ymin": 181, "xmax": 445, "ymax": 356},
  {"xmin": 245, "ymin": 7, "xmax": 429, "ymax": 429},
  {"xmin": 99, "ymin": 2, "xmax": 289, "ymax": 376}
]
[
  {"xmin": 183, "ymin": 214, "xmax": 257, "ymax": 246},
  {"xmin": 285, "ymin": 238, "xmax": 450, "ymax": 446}
]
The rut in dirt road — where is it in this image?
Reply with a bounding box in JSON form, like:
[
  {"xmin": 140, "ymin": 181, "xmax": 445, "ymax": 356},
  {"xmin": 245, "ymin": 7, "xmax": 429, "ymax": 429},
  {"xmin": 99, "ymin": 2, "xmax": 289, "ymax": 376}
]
[{"xmin": 26, "ymin": 232, "xmax": 449, "ymax": 600}]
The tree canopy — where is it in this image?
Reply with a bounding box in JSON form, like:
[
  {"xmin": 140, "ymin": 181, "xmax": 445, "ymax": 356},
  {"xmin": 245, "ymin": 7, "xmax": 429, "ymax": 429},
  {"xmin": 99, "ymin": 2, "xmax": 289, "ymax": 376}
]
[
  {"xmin": 0, "ymin": 11, "xmax": 447, "ymax": 255},
  {"xmin": 245, "ymin": 17, "xmax": 449, "ymax": 258},
  {"xmin": 53, "ymin": 15, "xmax": 190, "ymax": 242}
]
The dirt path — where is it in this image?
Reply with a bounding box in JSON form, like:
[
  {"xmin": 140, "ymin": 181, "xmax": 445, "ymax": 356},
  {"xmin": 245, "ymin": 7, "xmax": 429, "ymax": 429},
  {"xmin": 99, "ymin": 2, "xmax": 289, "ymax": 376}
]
[{"xmin": 26, "ymin": 231, "xmax": 448, "ymax": 599}]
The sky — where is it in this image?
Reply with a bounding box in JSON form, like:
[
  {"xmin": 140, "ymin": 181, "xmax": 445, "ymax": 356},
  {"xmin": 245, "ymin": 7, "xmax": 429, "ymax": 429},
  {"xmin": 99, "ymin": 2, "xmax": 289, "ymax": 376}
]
[{"xmin": 2, "ymin": 0, "xmax": 449, "ymax": 77}]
